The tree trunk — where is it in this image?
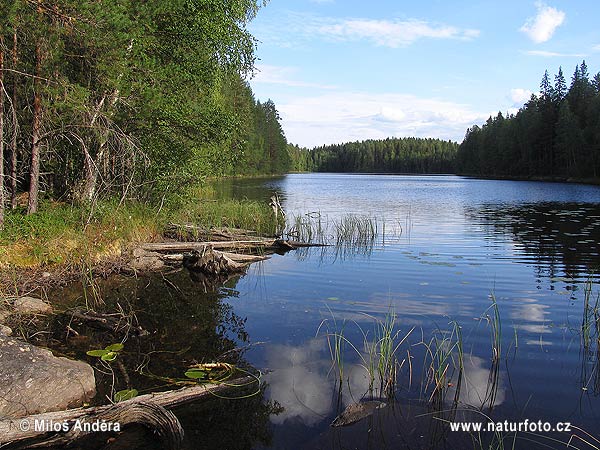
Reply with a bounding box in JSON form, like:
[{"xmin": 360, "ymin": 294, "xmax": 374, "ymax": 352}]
[
  {"xmin": 0, "ymin": 37, "xmax": 5, "ymax": 229},
  {"xmin": 9, "ymin": 30, "xmax": 18, "ymax": 209},
  {"xmin": 27, "ymin": 7, "xmax": 43, "ymax": 215}
]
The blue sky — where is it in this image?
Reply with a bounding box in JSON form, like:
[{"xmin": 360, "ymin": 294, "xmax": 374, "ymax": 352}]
[{"xmin": 247, "ymin": 0, "xmax": 600, "ymax": 148}]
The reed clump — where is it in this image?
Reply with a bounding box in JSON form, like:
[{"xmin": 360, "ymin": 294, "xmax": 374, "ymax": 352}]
[{"xmin": 318, "ymin": 308, "xmax": 413, "ymax": 399}]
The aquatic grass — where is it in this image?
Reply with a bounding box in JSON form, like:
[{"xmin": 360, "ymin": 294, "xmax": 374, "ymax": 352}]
[
  {"xmin": 581, "ymin": 277, "xmax": 600, "ymax": 350},
  {"xmin": 484, "ymin": 294, "xmax": 502, "ymax": 363},
  {"xmin": 81, "ymin": 261, "xmax": 104, "ymax": 309},
  {"xmin": 365, "ymin": 309, "xmax": 414, "ymax": 398},
  {"xmin": 283, "ymin": 213, "xmax": 398, "ymax": 262},
  {"xmin": 420, "ymin": 321, "xmax": 464, "ymax": 412},
  {"xmin": 317, "ymin": 306, "xmax": 413, "ymax": 399}
]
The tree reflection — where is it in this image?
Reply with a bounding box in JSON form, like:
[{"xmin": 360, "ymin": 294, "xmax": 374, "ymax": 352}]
[
  {"xmin": 37, "ymin": 269, "xmax": 278, "ymax": 450},
  {"xmin": 467, "ymin": 202, "xmax": 600, "ymax": 283}
]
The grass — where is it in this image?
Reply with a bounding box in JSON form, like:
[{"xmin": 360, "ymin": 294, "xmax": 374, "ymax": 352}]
[
  {"xmin": 0, "ymin": 182, "xmax": 280, "ymax": 277},
  {"xmin": 0, "ymin": 200, "xmax": 163, "ymax": 269},
  {"xmin": 484, "ymin": 294, "xmax": 502, "ymax": 362},
  {"xmin": 421, "ymin": 321, "xmax": 464, "ymax": 412},
  {"xmin": 283, "ymin": 213, "xmax": 394, "ymax": 260},
  {"xmin": 317, "ymin": 307, "xmax": 414, "ymax": 399},
  {"xmin": 582, "ymin": 277, "xmax": 600, "ymax": 351}
]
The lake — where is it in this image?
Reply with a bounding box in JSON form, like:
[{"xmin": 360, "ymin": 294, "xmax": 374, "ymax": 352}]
[{"xmin": 48, "ymin": 174, "xmax": 600, "ymax": 449}]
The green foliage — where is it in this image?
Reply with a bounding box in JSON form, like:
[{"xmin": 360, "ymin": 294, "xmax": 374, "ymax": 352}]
[
  {"xmin": 457, "ymin": 61, "xmax": 600, "ymax": 180},
  {"xmin": 86, "ymin": 343, "xmax": 124, "ymax": 362},
  {"xmin": 184, "ymin": 369, "xmax": 208, "ymax": 380},
  {"xmin": 291, "ymin": 138, "xmax": 459, "ymax": 173},
  {"xmin": 114, "ymin": 389, "xmax": 138, "ymax": 402},
  {"xmin": 1, "ymin": 0, "xmax": 289, "ymax": 211}
]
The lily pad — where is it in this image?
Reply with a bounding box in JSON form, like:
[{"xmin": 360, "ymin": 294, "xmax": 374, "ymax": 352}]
[
  {"xmin": 114, "ymin": 389, "xmax": 138, "ymax": 402},
  {"xmin": 185, "ymin": 369, "xmax": 208, "ymax": 380}
]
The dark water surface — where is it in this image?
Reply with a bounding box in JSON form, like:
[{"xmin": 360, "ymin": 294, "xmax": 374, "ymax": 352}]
[{"xmin": 47, "ymin": 174, "xmax": 600, "ymax": 449}]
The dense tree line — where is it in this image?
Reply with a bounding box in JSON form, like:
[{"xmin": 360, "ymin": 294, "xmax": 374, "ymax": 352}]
[
  {"xmin": 457, "ymin": 61, "xmax": 600, "ymax": 179},
  {"xmin": 0, "ymin": 0, "xmax": 289, "ymax": 228},
  {"xmin": 290, "ymin": 138, "xmax": 459, "ymax": 173}
]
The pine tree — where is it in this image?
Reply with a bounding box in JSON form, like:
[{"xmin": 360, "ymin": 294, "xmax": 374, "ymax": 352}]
[{"xmin": 554, "ymin": 66, "xmax": 567, "ymax": 102}]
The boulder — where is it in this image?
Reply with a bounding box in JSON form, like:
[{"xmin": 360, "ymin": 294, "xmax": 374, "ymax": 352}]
[
  {"xmin": 0, "ymin": 335, "xmax": 96, "ymax": 418},
  {"xmin": 13, "ymin": 296, "xmax": 53, "ymax": 314}
]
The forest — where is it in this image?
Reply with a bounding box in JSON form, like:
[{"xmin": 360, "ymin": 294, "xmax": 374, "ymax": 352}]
[
  {"xmin": 456, "ymin": 61, "xmax": 600, "ymax": 179},
  {"xmin": 289, "ymin": 138, "xmax": 459, "ymax": 173},
  {"xmin": 0, "ymin": 0, "xmax": 290, "ymax": 229}
]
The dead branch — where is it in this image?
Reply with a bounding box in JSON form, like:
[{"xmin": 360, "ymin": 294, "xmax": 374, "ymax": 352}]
[{"xmin": 0, "ymin": 376, "xmax": 257, "ymax": 448}]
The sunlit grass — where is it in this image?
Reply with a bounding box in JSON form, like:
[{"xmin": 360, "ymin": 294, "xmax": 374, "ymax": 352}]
[{"xmin": 0, "ymin": 182, "xmax": 280, "ymax": 271}]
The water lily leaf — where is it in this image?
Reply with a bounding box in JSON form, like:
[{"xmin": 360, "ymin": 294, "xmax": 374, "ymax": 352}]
[
  {"xmin": 114, "ymin": 389, "xmax": 138, "ymax": 402},
  {"xmin": 86, "ymin": 350, "xmax": 108, "ymax": 357},
  {"xmin": 105, "ymin": 343, "xmax": 124, "ymax": 352},
  {"xmin": 101, "ymin": 351, "xmax": 118, "ymax": 362},
  {"xmin": 185, "ymin": 369, "xmax": 208, "ymax": 380}
]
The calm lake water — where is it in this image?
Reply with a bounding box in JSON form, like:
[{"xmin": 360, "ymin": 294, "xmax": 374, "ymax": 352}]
[
  {"xmin": 46, "ymin": 174, "xmax": 600, "ymax": 449},
  {"xmin": 214, "ymin": 174, "xmax": 600, "ymax": 449}
]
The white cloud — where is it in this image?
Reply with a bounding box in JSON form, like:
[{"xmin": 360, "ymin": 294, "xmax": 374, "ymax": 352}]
[
  {"xmin": 319, "ymin": 18, "xmax": 480, "ymax": 48},
  {"xmin": 252, "ymin": 13, "xmax": 479, "ymax": 49},
  {"xmin": 252, "ymin": 64, "xmax": 337, "ymax": 90},
  {"xmin": 524, "ymin": 50, "xmax": 586, "ymax": 57},
  {"xmin": 275, "ymin": 91, "xmax": 487, "ymax": 147},
  {"xmin": 592, "ymin": 44, "xmax": 600, "ymax": 52},
  {"xmin": 510, "ymin": 88, "xmax": 533, "ymax": 106},
  {"xmin": 520, "ymin": 1, "xmax": 565, "ymax": 44}
]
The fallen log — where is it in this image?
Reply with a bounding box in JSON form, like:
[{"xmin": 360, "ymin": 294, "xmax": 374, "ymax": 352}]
[
  {"xmin": 158, "ymin": 251, "xmax": 269, "ymax": 265},
  {"xmin": 165, "ymin": 224, "xmax": 258, "ymax": 242},
  {"xmin": 141, "ymin": 240, "xmax": 275, "ymax": 253},
  {"xmin": 0, "ymin": 376, "xmax": 257, "ymax": 449},
  {"xmin": 140, "ymin": 239, "xmax": 324, "ymax": 254}
]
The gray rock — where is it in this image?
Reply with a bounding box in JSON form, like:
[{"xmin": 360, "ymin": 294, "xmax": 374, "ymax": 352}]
[
  {"xmin": 13, "ymin": 296, "xmax": 53, "ymax": 315},
  {"xmin": 0, "ymin": 325, "xmax": 11, "ymax": 336},
  {"xmin": 0, "ymin": 335, "xmax": 96, "ymax": 418}
]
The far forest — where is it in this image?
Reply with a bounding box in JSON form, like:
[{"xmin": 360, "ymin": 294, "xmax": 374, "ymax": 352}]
[{"xmin": 290, "ymin": 61, "xmax": 600, "ymax": 182}]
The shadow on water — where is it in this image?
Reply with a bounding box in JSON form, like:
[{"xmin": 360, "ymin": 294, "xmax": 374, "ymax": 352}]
[{"xmin": 18, "ymin": 269, "xmax": 282, "ymax": 449}]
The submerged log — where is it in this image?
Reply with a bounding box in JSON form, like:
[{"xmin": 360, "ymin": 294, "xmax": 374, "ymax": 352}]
[
  {"xmin": 0, "ymin": 376, "xmax": 257, "ymax": 448},
  {"xmin": 68, "ymin": 309, "xmax": 146, "ymax": 336}
]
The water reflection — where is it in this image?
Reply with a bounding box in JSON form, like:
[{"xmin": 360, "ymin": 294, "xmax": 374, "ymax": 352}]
[
  {"xmin": 263, "ymin": 339, "xmax": 373, "ymax": 426},
  {"xmin": 468, "ymin": 202, "xmax": 600, "ymax": 282},
  {"xmin": 33, "ymin": 270, "xmax": 279, "ymax": 449},
  {"xmin": 451, "ymin": 356, "xmax": 505, "ymax": 409},
  {"xmin": 510, "ymin": 298, "xmax": 552, "ymax": 336}
]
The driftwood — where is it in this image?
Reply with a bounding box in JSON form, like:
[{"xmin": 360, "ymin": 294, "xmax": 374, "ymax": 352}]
[
  {"xmin": 140, "ymin": 240, "xmax": 276, "ymax": 253},
  {"xmin": 182, "ymin": 249, "xmax": 245, "ymax": 274},
  {"xmin": 0, "ymin": 376, "xmax": 257, "ymax": 449},
  {"xmin": 165, "ymin": 224, "xmax": 258, "ymax": 242},
  {"xmin": 140, "ymin": 239, "xmax": 324, "ymax": 254},
  {"xmin": 130, "ymin": 237, "xmax": 326, "ymax": 275}
]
